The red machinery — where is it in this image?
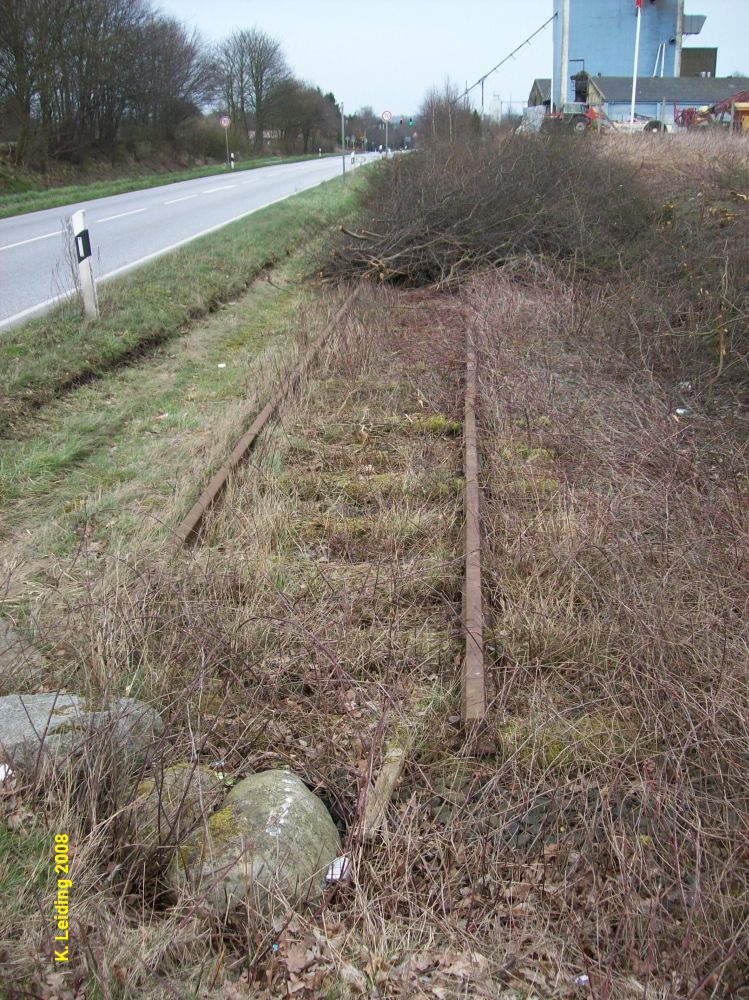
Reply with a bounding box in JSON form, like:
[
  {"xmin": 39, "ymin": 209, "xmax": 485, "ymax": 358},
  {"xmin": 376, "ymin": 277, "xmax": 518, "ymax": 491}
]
[{"xmin": 675, "ymin": 90, "xmax": 749, "ymax": 128}]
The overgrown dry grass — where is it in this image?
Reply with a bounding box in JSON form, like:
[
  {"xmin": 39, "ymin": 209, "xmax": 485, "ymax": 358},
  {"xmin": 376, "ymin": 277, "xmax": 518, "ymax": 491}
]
[
  {"xmin": 2, "ymin": 133, "xmax": 748, "ymax": 999},
  {"xmin": 470, "ymin": 266, "xmax": 749, "ymax": 996},
  {"xmin": 593, "ymin": 130, "xmax": 749, "ymax": 200},
  {"xmin": 325, "ymin": 131, "xmax": 749, "ymax": 392}
]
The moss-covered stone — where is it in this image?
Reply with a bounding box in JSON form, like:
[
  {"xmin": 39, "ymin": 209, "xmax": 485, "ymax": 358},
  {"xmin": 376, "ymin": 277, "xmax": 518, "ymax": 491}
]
[
  {"xmin": 168, "ymin": 770, "xmax": 341, "ymax": 919},
  {"xmin": 130, "ymin": 763, "xmax": 223, "ymax": 858}
]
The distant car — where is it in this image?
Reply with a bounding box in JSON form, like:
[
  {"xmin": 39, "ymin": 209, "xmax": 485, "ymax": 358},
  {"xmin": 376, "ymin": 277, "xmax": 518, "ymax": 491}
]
[
  {"xmin": 587, "ymin": 109, "xmax": 676, "ymax": 133},
  {"xmin": 608, "ymin": 118, "xmax": 675, "ymax": 133}
]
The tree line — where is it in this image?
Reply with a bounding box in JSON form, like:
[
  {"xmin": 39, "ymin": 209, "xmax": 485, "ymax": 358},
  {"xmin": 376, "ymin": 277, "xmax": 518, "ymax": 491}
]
[{"xmin": 0, "ymin": 0, "xmax": 341, "ymax": 168}]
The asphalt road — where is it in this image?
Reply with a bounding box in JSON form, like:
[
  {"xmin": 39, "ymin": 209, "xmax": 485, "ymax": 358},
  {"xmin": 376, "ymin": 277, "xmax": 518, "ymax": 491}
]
[{"xmin": 0, "ymin": 155, "xmax": 364, "ymax": 330}]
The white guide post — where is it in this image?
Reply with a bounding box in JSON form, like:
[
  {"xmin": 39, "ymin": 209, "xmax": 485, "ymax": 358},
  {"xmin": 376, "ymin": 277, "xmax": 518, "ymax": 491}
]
[{"xmin": 70, "ymin": 210, "xmax": 99, "ymax": 320}]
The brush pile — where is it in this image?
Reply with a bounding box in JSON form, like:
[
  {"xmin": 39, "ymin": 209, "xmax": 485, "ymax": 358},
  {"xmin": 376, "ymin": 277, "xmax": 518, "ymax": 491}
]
[
  {"xmin": 324, "ymin": 136, "xmax": 653, "ymax": 289},
  {"xmin": 325, "ymin": 133, "xmax": 749, "ymax": 389}
]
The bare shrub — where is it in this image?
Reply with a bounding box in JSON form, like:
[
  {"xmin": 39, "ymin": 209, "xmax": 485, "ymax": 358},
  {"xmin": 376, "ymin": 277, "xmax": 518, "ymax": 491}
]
[{"xmin": 324, "ymin": 131, "xmax": 749, "ymax": 388}]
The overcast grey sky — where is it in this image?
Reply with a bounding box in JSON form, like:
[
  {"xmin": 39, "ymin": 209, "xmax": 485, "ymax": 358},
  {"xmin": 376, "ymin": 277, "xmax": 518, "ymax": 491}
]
[{"xmin": 156, "ymin": 0, "xmax": 749, "ymax": 117}]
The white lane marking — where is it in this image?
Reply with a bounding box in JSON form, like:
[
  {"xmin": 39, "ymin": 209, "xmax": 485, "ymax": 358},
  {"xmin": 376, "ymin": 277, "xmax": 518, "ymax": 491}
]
[
  {"xmin": 0, "ymin": 229, "xmax": 63, "ymax": 252},
  {"xmin": 164, "ymin": 195, "xmax": 198, "ymax": 205},
  {"xmin": 0, "ymin": 291, "xmax": 74, "ymax": 329},
  {"xmin": 97, "ymin": 208, "xmax": 146, "ymax": 223},
  {"xmin": 98, "ymin": 193, "xmax": 293, "ymax": 283},
  {"xmin": 203, "ymin": 184, "xmax": 237, "ymax": 193},
  {"xmin": 0, "ymin": 171, "xmax": 340, "ymax": 331}
]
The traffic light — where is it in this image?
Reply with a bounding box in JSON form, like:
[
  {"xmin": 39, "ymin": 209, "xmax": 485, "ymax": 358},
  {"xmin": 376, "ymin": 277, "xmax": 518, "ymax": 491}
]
[
  {"xmin": 408, "ymin": 117, "xmax": 414, "ymax": 126},
  {"xmin": 399, "ymin": 117, "xmax": 403, "ymax": 124}
]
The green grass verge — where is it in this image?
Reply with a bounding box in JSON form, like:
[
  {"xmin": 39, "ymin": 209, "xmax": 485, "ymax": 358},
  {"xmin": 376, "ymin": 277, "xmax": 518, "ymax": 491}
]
[
  {"xmin": 0, "ymin": 172, "xmax": 364, "ymax": 435},
  {"xmin": 0, "ymin": 154, "xmax": 335, "ymax": 219},
  {"xmin": 0, "ymin": 259, "xmax": 306, "ymax": 562}
]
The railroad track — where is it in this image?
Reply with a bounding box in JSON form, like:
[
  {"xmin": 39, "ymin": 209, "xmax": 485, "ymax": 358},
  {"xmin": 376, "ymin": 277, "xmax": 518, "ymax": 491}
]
[
  {"xmin": 169, "ymin": 290, "xmax": 486, "ymax": 748},
  {"xmin": 462, "ymin": 343, "xmax": 486, "ymax": 723},
  {"xmin": 168, "ymin": 290, "xmax": 362, "ymax": 550}
]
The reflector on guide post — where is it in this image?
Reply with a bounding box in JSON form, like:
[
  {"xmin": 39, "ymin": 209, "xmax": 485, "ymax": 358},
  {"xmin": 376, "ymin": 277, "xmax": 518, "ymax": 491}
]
[
  {"xmin": 75, "ymin": 228, "xmax": 91, "ymax": 263},
  {"xmin": 70, "ymin": 209, "xmax": 99, "ymax": 319}
]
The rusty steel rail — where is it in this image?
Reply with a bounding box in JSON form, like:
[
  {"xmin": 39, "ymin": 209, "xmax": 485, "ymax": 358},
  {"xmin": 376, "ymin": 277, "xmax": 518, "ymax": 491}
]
[
  {"xmin": 462, "ymin": 343, "xmax": 486, "ymax": 722},
  {"xmin": 168, "ymin": 287, "xmax": 360, "ymax": 549}
]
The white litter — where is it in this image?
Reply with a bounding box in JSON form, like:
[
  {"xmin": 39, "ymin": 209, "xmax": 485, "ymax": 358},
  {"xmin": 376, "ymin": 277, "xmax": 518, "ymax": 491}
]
[
  {"xmin": 217, "ymin": 363, "xmax": 226, "ymax": 369},
  {"xmin": 325, "ymin": 855, "xmax": 350, "ymax": 884},
  {"xmin": 0, "ymin": 764, "xmax": 13, "ymax": 783},
  {"xmin": 574, "ymin": 974, "xmax": 590, "ymax": 987},
  {"xmin": 675, "ymin": 407, "xmax": 693, "ymax": 417}
]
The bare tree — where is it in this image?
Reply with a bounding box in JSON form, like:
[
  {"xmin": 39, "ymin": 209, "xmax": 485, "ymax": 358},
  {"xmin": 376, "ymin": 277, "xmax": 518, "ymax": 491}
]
[
  {"xmin": 419, "ymin": 78, "xmax": 474, "ymax": 145},
  {"xmin": 0, "ymin": 0, "xmax": 75, "ymax": 164},
  {"xmin": 218, "ymin": 27, "xmax": 288, "ymax": 152},
  {"xmin": 129, "ymin": 16, "xmax": 216, "ymax": 141},
  {"xmin": 16, "ymin": 0, "xmax": 153, "ymax": 162},
  {"xmin": 346, "ymin": 105, "xmax": 382, "ymax": 151},
  {"xmin": 0, "ymin": 0, "xmax": 218, "ymax": 165}
]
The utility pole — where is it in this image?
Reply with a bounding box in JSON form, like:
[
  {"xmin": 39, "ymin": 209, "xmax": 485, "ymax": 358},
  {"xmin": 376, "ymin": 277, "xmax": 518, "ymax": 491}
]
[
  {"xmin": 559, "ymin": 0, "xmax": 570, "ymax": 110},
  {"xmin": 674, "ymin": 0, "xmax": 684, "ymax": 77},
  {"xmin": 341, "ymin": 102, "xmax": 345, "ymax": 179},
  {"xmin": 630, "ymin": 0, "xmax": 642, "ymax": 126}
]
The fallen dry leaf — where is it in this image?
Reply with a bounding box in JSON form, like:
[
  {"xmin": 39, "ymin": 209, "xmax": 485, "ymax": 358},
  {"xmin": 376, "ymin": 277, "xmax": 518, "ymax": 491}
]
[
  {"xmin": 339, "ymin": 962, "xmax": 368, "ymax": 994},
  {"xmin": 282, "ymin": 942, "xmax": 316, "ymax": 976},
  {"xmin": 440, "ymin": 950, "xmax": 488, "ymax": 980}
]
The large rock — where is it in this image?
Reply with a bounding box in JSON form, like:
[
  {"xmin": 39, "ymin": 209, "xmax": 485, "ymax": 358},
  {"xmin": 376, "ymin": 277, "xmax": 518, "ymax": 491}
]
[
  {"xmin": 169, "ymin": 770, "xmax": 341, "ymax": 917},
  {"xmin": 129, "ymin": 763, "xmax": 224, "ymax": 867},
  {"xmin": 0, "ymin": 693, "xmax": 163, "ymax": 772}
]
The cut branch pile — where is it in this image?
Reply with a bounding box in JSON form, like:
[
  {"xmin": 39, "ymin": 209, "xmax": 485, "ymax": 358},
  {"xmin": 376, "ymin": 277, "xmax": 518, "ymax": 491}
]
[
  {"xmin": 322, "ymin": 136, "xmax": 654, "ymax": 289},
  {"xmin": 323, "ymin": 133, "xmax": 749, "ymax": 391}
]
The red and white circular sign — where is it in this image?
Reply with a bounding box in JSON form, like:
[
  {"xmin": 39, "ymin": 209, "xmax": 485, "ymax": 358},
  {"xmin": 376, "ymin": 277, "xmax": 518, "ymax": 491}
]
[
  {"xmin": 219, "ymin": 116, "xmax": 231, "ymax": 128},
  {"xmin": 381, "ymin": 110, "xmax": 392, "ymax": 122}
]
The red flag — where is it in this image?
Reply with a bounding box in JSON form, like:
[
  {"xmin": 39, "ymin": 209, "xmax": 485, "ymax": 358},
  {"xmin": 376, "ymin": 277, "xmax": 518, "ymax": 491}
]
[{"xmin": 636, "ymin": 0, "xmax": 642, "ymax": 6}]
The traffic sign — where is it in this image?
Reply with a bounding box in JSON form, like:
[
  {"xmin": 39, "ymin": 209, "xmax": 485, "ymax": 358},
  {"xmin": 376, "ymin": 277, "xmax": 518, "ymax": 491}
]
[
  {"xmin": 220, "ymin": 116, "xmax": 231, "ymax": 128},
  {"xmin": 381, "ymin": 110, "xmax": 392, "ymax": 122}
]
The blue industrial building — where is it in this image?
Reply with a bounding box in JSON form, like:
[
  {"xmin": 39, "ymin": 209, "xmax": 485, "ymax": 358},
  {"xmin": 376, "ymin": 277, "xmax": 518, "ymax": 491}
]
[
  {"xmin": 551, "ymin": 0, "xmax": 706, "ymax": 110},
  {"xmin": 526, "ymin": 0, "xmax": 748, "ymax": 131}
]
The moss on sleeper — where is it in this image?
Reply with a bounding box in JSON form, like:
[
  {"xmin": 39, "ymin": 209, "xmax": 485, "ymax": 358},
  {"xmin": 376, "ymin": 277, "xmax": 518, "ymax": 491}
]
[
  {"xmin": 282, "ymin": 470, "xmax": 463, "ymax": 506},
  {"xmin": 498, "ymin": 712, "xmax": 636, "ymax": 771},
  {"xmin": 298, "ymin": 515, "xmax": 372, "ymax": 542},
  {"xmin": 505, "ymin": 478, "xmax": 559, "ymax": 495},
  {"xmin": 408, "ymin": 414, "xmax": 462, "ymax": 436},
  {"xmin": 500, "ymin": 444, "xmax": 555, "ymax": 463}
]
